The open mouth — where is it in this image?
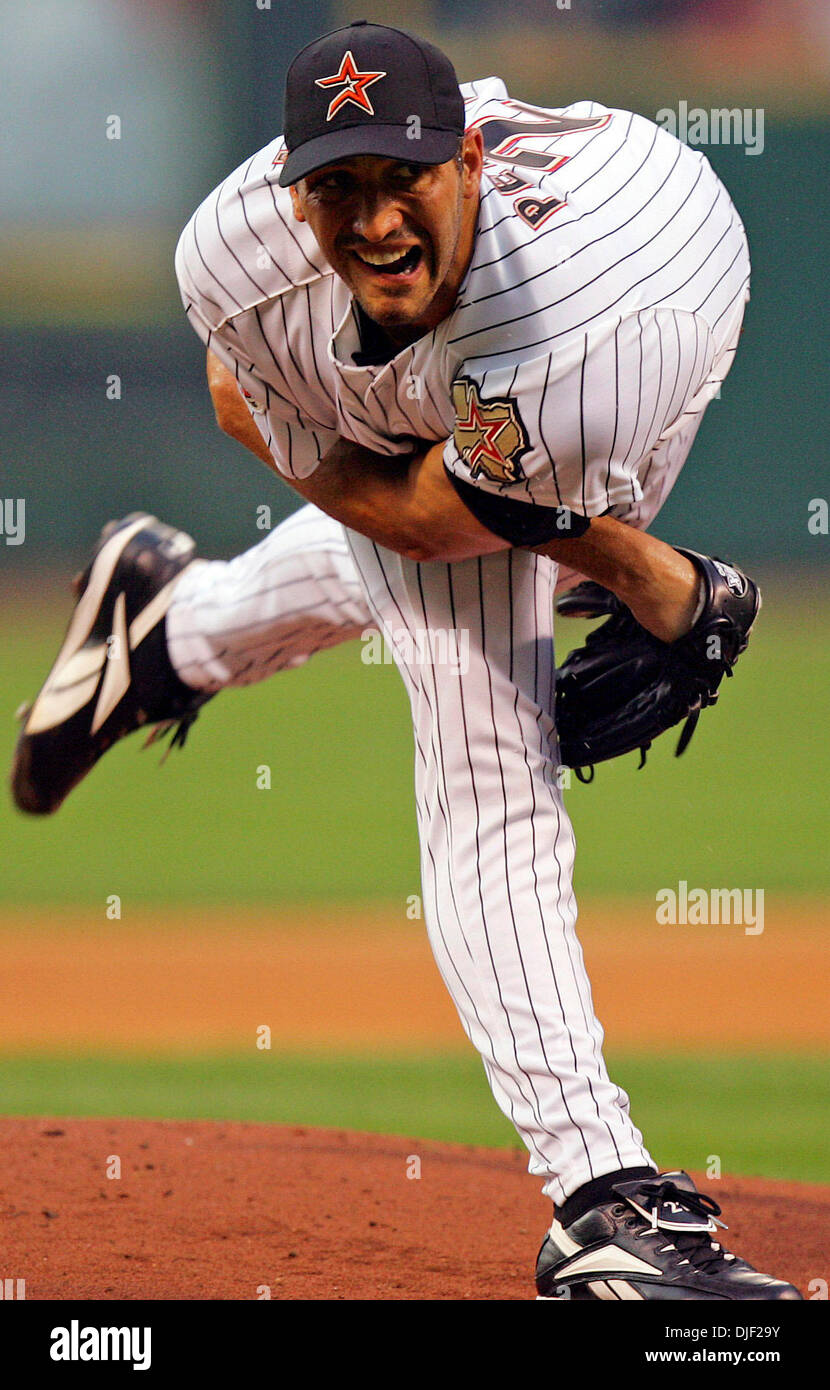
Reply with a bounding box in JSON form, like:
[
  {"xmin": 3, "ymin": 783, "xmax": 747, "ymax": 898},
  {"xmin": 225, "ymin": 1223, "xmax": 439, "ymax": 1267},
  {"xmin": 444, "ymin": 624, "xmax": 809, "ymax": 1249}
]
[{"xmin": 352, "ymin": 245, "xmax": 423, "ymax": 278}]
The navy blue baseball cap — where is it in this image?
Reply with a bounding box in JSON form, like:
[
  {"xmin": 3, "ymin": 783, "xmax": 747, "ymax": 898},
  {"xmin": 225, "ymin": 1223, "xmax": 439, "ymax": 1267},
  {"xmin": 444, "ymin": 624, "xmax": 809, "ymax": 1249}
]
[{"xmin": 278, "ymin": 20, "xmax": 465, "ymax": 187}]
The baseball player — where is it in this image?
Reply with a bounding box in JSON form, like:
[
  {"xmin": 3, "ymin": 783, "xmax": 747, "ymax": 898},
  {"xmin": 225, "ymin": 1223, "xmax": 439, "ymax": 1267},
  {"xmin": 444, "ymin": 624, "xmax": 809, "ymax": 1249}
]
[{"xmin": 12, "ymin": 22, "xmax": 800, "ymax": 1300}]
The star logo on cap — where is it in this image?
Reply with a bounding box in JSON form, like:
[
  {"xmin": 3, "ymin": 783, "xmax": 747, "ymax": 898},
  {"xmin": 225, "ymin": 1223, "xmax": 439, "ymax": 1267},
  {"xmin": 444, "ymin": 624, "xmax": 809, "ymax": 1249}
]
[{"xmin": 315, "ymin": 50, "xmax": 387, "ymax": 122}]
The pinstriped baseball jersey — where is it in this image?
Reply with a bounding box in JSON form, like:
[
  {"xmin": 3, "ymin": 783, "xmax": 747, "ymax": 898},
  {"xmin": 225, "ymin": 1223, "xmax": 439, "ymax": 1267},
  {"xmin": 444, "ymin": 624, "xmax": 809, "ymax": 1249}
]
[{"xmin": 174, "ymin": 76, "xmax": 749, "ymax": 528}]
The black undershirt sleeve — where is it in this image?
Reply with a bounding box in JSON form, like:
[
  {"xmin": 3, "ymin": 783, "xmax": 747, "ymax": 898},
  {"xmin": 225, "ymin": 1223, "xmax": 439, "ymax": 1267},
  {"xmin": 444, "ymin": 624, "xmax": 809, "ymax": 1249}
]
[{"xmin": 444, "ymin": 467, "xmax": 592, "ymax": 546}]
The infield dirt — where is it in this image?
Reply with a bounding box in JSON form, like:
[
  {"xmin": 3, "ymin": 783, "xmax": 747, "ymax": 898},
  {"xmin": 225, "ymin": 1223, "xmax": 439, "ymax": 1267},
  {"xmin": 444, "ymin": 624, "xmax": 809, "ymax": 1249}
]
[{"xmin": 1, "ymin": 1117, "xmax": 826, "ymax": 1300}]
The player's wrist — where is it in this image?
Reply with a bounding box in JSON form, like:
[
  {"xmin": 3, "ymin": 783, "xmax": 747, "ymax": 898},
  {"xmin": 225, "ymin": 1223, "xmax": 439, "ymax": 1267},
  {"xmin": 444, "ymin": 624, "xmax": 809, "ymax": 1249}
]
[{"xmin": 621, "ymin": 556, "xmax": 701, "ymax": 643}]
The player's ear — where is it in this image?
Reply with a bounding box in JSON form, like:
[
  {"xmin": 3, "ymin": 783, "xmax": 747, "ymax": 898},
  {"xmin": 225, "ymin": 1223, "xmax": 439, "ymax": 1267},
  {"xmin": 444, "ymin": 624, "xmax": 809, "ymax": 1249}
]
[
  {"xmin": 289, "ymin": 185, "xmax": 306, "ymax": 223},
  {"xmin": 460, "ymin": 128, "xmax": 484, "ymax": 198}
]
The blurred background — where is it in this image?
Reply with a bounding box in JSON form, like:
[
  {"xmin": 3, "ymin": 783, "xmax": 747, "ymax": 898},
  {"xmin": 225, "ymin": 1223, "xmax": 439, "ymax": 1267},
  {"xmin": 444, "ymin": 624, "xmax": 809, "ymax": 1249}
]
[
  {"xmin": 0, "ymin": 0, "xmax": 827, "ymax": 1184},
  {"xmin": 1, "ymin": 0, "xmax": 828, "ymax": 564}
]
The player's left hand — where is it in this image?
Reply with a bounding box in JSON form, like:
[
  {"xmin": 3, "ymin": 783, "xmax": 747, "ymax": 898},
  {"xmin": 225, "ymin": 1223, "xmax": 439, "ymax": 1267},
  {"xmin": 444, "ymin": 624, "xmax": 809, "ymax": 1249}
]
[{"xmin": 554, "ymin": 549, "xmax": 761, "ymax": 779}]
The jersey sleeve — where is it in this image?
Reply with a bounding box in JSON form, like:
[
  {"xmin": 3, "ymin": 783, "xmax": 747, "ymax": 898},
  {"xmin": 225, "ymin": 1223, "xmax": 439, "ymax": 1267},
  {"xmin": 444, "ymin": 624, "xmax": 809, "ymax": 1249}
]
[
  {"xmin": 174, "ymin": 225, "xmax": 340, "ymax": 481},
  {"xmin": 182, "ymin": 295, "xmax": 340, "ymax": 480},
  {"xmin": 443, "ymin": 307, "xmax": 715, "ymax": 541}
]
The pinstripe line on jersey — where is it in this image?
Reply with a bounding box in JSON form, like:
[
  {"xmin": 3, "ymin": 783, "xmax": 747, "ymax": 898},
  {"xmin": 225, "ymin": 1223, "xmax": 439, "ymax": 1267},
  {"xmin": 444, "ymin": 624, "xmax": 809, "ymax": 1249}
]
[
  {"xmin": 578, "ymin": 335, "xmax": 590, "ymax": 516},
  {"xmin": 661, "ymin": 210, "xmax": 739, "ymax": 307},
  {"xmin": 692, "ymin": 234, "xmax": 745, "ymax": 316},
  {"xmin": 457, "ymin": 170, "xmax": 724, "ymax": 367},
  {"xmin": 468, "ymin": 106, "xmax": 634, "ymax": 253},
  {"xmin": 277, "ymin": 418, "xmax": 295, "ymax": 477},
  {"xmin": 250, "ymin": 303, "xmax": 335, "ymax": 432},
  {"xmin": 234, "ymin": 153, "xmax": 258, "ymax": 188},
  {"xmin": 303, "ymin": 286, "xmax": 330, "ymax": 403},
  {"xmin": 387, "ymin": 358, "xmax": 427, "ymax": 438},
  {"xmin": 213, "ymin": 190, "xmax": 270, "ymax": 300},
  {"xmin": 423, "ymin": 372, "xmax": 452, "ymax": 436},
  {"xmin": 249, "ymin": 307, "xmax": 313, "ymax": 411},
  {"xmin": 506, "ymin": 551, "xmax": 595, "ymax": 1180},
  {"xmin": 639, "ymin": 314, "xmax": 666, "ymax": 490},
  {"xmin": 663, "ymin": 312, "xmax": 684, "ymax": 431},
  {"xmin": 462, "ymin": 121, "xmax": 637, "ymax": 273},
  {"xmin": 336, "ymin": 370, "xmax": 380, "ymax": 439},
  {"xmin": 450, "ymin": 142, "xmax": 693, "ymax": 341},
  {"xmin": 182, "ymin": 273, "xmax": 226, "ymax": 321},
  {"xmin": 537, "ymin": 354, "xmax": 563, "ymax": 506},
  {"xmin": 565, "ymin": 109, "xmax": 636, "ymax": 191},
  {"xmin": 263, "ymin": 420, "xmax": 280, "ymax": 468},
  {"xmin": 278, "ymin": 294, "xmax": 318, "ymax": 414},
  {"xmin": 466, "ymin": 115, "xmax": 654, "ymax": 279},
  {"xmin": 615, "ymin": 311, "xmax": 646, "ymax": 502},
  {"xmin": 464, "ymin": 153, "xmax": 687, "ymax": 319},
  {"xmin": 265, "ymin": 180, "xmax": 327, "ymax": 277},
  {"xmin": 237, "ymin": 182, "xmax": 295, "ymax": 297},
  {"xmin": 444, "ymin": 563, "xmax": 551, "ymax": 1143},
  {"xmin": 508, "ymin": 362, "xmax": 539, "ymax": 505},
  {"xmin": 368, "ymin": 364, "xmax": 398, "ymax": 437},
  {"xmin": 689, "ymin": 316, "xmax": 703, "ymax": 407},
  {"xmin": 191, "ymin": 210, "xmax": 246, "ymax": 316},
  {"xmin": 710, "ymin": 273, "xmax": 749, "ymax": 336},
  {"xmin": 604, "ymin": 319, "xmax": 623, "ymax": 508}
]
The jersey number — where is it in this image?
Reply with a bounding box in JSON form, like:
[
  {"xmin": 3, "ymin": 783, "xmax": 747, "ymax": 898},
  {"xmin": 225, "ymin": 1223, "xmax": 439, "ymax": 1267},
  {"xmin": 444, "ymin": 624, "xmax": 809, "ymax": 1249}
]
[{"xmin": 473, "ymin": 100, "xmax": 611, "ymax": 228}]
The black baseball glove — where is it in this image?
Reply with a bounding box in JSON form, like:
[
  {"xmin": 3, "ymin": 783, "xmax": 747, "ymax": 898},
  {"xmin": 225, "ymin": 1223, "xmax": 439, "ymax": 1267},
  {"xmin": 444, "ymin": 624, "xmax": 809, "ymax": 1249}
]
[{"xmin": 554, "ymin": 549, "xmax": 761, "ymax": 780}]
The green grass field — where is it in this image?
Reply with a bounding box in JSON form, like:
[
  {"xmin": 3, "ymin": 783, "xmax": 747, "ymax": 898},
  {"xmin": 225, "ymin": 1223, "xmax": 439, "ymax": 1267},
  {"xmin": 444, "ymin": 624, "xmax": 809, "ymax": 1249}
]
[
  {"xmin": 1, "ymin": 583, "xmax": 828, "ymax": 904},
  {"xmin": 0, "ymin": 1050, "xmax": 825, "ymax": 1183}
]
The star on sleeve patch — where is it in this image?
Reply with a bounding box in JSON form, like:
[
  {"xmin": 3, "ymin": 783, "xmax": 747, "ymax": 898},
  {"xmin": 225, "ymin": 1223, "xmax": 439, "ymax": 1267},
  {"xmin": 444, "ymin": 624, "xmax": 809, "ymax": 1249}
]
[{"xmin": 452, "ymin": 376, "xmax": 529, "ymax": 485}]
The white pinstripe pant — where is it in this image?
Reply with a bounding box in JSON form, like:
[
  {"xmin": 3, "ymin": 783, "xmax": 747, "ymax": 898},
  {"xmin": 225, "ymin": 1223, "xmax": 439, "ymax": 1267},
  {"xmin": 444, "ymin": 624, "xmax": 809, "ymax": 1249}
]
[
  {"xmin": 166, "ymin": 306, "xmax": 745, "ymax": 1200},
  {"xmin": 168, "ymin": 510, "xmax": 656, "ymax": 1202}
]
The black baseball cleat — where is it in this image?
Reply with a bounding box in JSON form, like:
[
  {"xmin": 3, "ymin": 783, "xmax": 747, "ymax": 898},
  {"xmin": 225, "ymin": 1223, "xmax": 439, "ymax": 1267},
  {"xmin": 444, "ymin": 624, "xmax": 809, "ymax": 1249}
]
[
  {"xmin": 535, "ymin": 1171, "xmax": 803, "ymax": 1301},
  {"xmin": 11, "ymin": 513, "xmax": 211, "ymax": 815}
]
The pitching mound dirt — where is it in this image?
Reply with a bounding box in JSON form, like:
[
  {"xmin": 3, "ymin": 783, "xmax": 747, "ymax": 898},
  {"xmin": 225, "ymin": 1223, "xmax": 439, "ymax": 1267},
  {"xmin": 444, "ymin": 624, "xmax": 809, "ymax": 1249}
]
[{"xmin": 0, "ymin": 1118, "xmax": 824, "ymax": 1300}]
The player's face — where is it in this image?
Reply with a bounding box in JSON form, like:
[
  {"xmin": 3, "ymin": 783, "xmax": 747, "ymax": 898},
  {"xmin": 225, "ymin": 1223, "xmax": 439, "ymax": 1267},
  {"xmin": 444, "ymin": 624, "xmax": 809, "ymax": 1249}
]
[{"xmin": 290, "ymin": 130, "xmax": 483, "ymax": 342}]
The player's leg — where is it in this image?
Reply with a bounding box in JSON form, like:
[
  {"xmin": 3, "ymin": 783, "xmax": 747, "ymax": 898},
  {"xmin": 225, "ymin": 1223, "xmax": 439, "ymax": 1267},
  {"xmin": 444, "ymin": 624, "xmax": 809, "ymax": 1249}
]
[
  {"xmin": 343, "ymin": 529, "xmax": 654, "ymax": 1204},
  {"xmin": 344, "ymin": 528, "xmax": 801, "ymax": 1301},
  {"xmin": 165, "ymin": 503, "xmax": 374, "ymax": 691},
  {"xmin": 12, "ymin": 503, "xmax": 374, "ymax": 814}
]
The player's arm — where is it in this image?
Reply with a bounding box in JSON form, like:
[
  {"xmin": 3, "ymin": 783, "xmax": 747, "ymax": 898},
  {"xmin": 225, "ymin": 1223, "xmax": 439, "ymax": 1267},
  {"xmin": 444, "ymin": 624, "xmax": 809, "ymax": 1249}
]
[
  {"xmin": 207, "ymin": 348, "xmax": 506, "ymax": 559},
  {"xmin": 207, "ymin": 350, "xmax": 275, "ymax": 468},
  {"xmin": 207, "ymin": 351, "xmax": 697, "ymax": 641}
]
